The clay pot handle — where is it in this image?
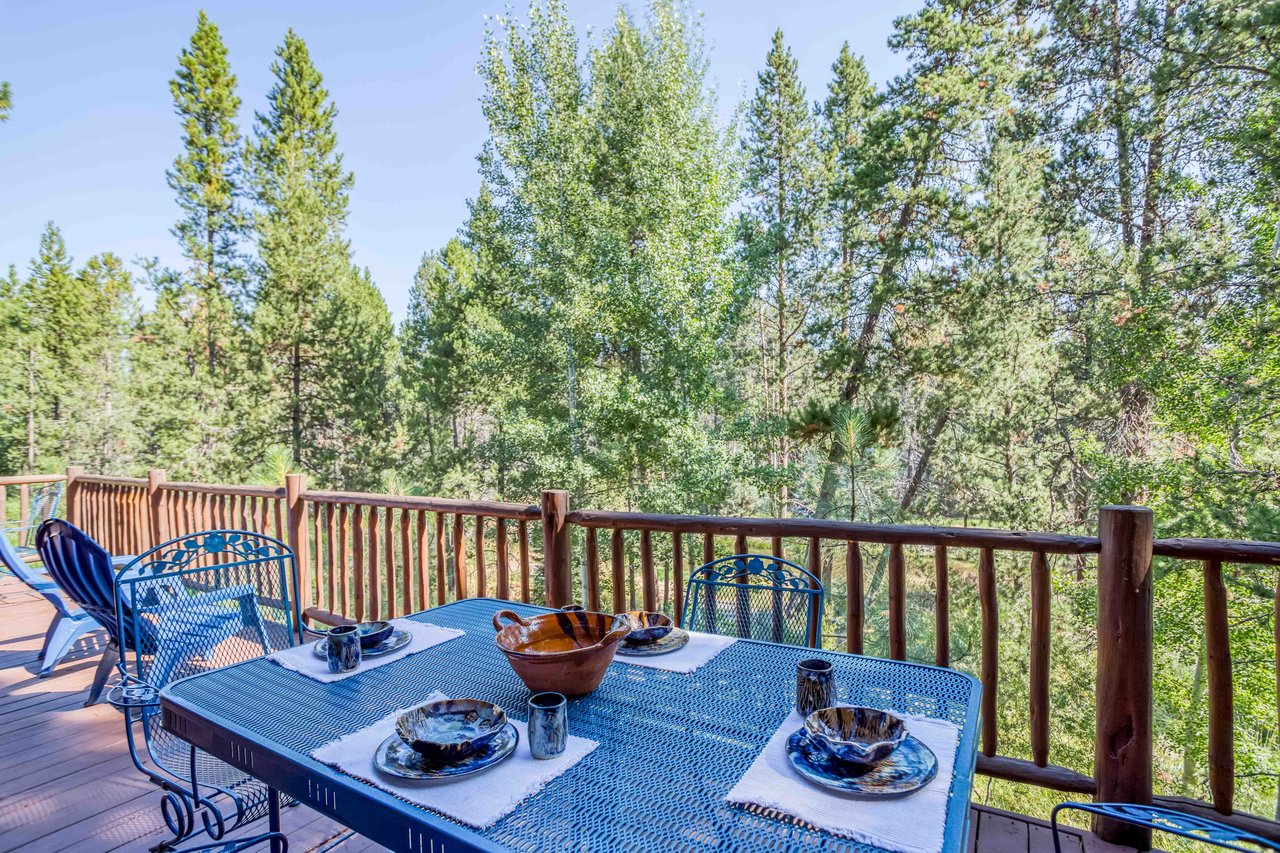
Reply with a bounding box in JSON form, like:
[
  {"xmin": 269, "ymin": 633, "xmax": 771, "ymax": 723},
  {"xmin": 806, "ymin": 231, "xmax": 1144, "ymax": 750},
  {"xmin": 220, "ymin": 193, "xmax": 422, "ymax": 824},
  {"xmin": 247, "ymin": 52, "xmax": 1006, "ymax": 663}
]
[{"xmin": 492, "ymin": 609, "xmax": 528, "ymax": 632}]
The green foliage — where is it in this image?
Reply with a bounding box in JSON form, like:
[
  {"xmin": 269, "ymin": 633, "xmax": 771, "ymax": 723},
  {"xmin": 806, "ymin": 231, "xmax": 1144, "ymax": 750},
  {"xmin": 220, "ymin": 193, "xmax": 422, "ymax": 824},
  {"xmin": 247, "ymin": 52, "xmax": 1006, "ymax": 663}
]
[{"xmin": 0, "ymin": 81, "xmax": 11, "ymax": 122}]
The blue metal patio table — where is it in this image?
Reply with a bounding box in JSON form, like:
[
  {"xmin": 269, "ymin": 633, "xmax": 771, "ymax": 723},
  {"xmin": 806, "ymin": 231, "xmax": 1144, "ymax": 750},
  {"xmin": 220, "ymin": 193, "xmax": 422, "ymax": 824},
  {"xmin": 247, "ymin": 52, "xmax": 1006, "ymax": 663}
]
[{"xmin": 160, "ymin": 598, "xmax": 982, "ymax": 853}]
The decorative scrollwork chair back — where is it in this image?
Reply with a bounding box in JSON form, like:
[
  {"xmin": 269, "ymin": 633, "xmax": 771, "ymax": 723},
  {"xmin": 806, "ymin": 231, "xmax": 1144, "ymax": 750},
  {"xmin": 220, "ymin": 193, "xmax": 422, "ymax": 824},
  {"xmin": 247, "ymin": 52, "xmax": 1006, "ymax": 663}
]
[
  {"xmin": 110, "ymin": 529, "xmax": 303, "ymax": 852},
  {"xmin": 682, "ymin": 554, "xmax": 824, "ymax": 648}
]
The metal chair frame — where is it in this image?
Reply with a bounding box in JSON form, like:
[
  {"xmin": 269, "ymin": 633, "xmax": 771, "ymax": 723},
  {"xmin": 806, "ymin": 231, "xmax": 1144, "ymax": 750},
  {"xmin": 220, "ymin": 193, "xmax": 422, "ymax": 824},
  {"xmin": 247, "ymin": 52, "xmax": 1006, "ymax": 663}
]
[
  {"xmin": 1051, "ymin": 802, "xmax": 1280, "ymax": 852},
  {"xmin": 109, "ymin": 529, "xmax": 306, "ymax": 853},
  {"xmin": 682, "ymin": 553, "xmax": 824, "ymax": 648}
]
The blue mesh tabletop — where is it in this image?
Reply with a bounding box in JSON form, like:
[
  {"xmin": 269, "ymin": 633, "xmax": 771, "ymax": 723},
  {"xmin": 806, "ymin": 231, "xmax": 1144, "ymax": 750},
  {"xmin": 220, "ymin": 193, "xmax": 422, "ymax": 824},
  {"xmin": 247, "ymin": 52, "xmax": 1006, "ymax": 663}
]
[{"xmin": 161, "ymin": 598, "xmax": 981, "ymax": 853}]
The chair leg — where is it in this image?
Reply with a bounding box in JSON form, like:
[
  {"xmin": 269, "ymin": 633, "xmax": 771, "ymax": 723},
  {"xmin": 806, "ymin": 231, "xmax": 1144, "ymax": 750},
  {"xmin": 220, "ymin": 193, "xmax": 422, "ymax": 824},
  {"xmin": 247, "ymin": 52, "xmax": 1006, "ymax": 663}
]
[
  {"xmin": 39, "ymin": 615, "xmax": 94, "ymax": 676},
  {"xmin": 86, "ymin": 641, "xmax": 120, "ymax": 706}
]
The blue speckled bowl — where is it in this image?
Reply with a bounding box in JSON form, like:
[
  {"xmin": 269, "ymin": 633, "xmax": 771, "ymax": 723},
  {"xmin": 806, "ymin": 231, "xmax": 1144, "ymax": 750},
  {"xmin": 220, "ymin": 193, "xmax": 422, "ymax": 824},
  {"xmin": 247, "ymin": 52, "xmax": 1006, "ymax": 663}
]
[
  {"xmin": 804, "ymin": 706, "xmax": 907, "ymax": 766},
  {"xmin": 395, "ymin": 699, "xmax": 507, "ymax": 760},
  {"xmin": 624, "ymin": 611, "xmax": 673, "ymax": 644},
  {"xmin": 355, "ymin": 621, "xmax": 395, "ymax": 649}
]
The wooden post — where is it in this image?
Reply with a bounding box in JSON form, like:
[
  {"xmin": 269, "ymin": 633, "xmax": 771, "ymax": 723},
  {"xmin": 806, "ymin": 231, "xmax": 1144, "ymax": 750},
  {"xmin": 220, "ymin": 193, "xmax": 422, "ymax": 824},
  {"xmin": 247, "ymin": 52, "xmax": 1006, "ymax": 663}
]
[
  {"xmin": 65, "ymin": 466, "xmax": 84, "ymax": 527},
  {"xmin": 541, "ymin": 490, "xmax": 571, "ymax": 608},
  {"xmin": 1094, "ymin": 505, "xmax": 1154, "ymax": 849},
  {"xmin": 286, "ymin": 473, "xmax": 310, "ymax": 611},
  {"xmin": 1203, "ymin": 559, "xmax": 1234, "ymax": 814},
  {"xmin": 147, "ymin": 469, "xmax": 168, "ymax": 549}
]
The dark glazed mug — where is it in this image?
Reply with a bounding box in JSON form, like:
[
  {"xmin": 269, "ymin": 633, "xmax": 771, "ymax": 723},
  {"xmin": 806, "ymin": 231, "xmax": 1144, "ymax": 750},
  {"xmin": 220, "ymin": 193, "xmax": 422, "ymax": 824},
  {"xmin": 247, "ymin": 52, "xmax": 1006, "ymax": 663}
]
[
  {"xmin": 326, "ymin": 625, "xmax": 362, "ymax": 674},
  {"xmin": 796, "ymin": 658, "xmax": 835, "ymax": 717},
  {"xmin": 528, "ymin": 691, "xmax": 568, "ymax": 759}
]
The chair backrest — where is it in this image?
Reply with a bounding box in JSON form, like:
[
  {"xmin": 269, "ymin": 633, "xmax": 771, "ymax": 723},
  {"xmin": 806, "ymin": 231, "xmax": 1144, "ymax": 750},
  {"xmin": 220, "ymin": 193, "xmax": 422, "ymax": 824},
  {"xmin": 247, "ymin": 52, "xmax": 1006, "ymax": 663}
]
[
  {"xmin": 682, "ymin": 553, "xmax": 824, "ymax": 648},
  {"xmin": 37, "ymin": 519, "xmax": 124, "ymax": 637},
  {"xmin": 29, "ymin": 482, "xmax": 63, "ymax": 527},
  {"xmin": 0, "ymin": 525, "xmax": 83, "ymax": 618},
  {"xmin": 115, "ymin": 530, "xmax": 301, "ymax": 688}
]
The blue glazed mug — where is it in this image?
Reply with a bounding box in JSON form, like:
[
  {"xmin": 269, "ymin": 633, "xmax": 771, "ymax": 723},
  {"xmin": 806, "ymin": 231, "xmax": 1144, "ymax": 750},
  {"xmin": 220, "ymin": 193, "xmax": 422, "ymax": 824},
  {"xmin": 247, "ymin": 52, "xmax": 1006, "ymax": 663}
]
[
  {"xmin": 528, "ymin": 691, "xmax": 568, "ymax": 759},
  {"xmin": 326, "ymin": 625, "xmax": 362, "ymax": 673},
  {"xmin": 796, "ymin": 658, "xmax": 835, "ymax": 717}
]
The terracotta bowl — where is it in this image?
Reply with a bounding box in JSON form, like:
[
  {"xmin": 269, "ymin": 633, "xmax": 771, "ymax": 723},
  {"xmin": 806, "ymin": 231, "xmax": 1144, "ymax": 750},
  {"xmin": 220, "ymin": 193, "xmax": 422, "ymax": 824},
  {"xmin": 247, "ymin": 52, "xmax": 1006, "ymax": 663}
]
[{"xmin": 492, "ymin": 609, "xmax": 631, "ymax": 697}]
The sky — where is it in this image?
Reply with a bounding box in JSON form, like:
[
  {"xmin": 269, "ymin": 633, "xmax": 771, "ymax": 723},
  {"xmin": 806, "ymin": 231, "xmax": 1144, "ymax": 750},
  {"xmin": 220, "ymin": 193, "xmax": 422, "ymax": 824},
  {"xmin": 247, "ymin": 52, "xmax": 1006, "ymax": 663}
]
[{"xmin": 1, "ymin": 0, "xmax": 909, "ymax": 321}]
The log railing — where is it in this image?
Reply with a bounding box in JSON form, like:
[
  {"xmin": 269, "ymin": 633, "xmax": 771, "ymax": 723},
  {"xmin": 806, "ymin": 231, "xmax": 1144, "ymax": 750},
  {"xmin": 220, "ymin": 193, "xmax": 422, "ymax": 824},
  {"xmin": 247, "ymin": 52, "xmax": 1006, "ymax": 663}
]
[
  {"xmin": 0, "ymin": 473, "xmax": 67, "ymax": 546},
  {"xmin": 18, "ymin": 468, "xmax": 1278, "ymax": 847}
]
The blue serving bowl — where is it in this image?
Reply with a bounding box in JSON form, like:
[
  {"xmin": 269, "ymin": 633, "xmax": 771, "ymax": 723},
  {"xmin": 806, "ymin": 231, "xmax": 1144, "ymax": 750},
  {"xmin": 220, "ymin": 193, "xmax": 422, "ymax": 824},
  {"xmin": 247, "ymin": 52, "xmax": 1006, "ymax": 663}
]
[
  {"xmin": 803, "ymin": 706, "xmax": 908, "ymax": 766},
  {"xmin": 395, "ymin": 699, "xmax": 507, "ymax": 761},
  {"xmin": 355, "ymin": 621, "xmax": 394, "ymax": 649},
  {"xmin": 624, "ymin": 610, "xmax": 673, "ymax": 644}
]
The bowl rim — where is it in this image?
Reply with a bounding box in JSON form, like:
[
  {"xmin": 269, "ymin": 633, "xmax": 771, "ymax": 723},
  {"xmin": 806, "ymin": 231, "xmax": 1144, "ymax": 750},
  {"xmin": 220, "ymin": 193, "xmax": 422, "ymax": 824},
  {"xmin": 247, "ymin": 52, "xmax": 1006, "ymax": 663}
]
[
  {"xmin": 803, "ymin": 705, "xmax": 908, "ymax": 754},
  {"xmin": 495, "ymin": 611, "xmax": 631, "ymax": 659},
  {"xmin": 396, "ymin": 698, "xmax": 507, "ymax": 749},
  {"xmin": 624, "ymin": 610, "xmax": 674, "ymax": 628}
]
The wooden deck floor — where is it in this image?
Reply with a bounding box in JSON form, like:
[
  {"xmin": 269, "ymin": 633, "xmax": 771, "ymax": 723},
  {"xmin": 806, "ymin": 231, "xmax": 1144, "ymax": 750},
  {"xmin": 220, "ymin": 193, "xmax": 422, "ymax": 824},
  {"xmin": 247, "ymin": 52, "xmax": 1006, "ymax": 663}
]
[{"xmin": 0, "ymin": 574, "xmax": 1127, "ymax": 853}]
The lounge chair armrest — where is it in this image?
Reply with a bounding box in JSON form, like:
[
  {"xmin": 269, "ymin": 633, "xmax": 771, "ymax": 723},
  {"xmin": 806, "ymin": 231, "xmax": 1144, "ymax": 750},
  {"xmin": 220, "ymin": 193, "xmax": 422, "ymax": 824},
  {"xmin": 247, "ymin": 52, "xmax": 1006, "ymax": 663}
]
[{"xmin": 301, "ymin": 606, "xmax": 356, "ymax": 636}]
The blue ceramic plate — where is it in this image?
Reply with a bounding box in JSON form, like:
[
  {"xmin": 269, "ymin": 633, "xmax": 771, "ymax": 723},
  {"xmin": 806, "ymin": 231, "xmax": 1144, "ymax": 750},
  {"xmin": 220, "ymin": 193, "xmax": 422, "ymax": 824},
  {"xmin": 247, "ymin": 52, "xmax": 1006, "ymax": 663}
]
[
  {"xmin": 312, "ymin": 628, "xmax": 411, "ymax": 659},
  {"xmin": 615, "ymin": 627, "xmax": 690, "ymax": 657},
  {"xmin": 785, "ymin": 729, "xmax": 937, "ymax": 798},
  {"xmin": 374, "ymin": 722, "xmax": 519, "ymax": 780}
]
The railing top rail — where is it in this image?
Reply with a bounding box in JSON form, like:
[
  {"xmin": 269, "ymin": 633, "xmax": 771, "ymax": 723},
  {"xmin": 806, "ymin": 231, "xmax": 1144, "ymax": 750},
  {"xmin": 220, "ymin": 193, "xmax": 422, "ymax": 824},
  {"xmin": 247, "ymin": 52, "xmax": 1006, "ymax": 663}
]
[
  {"xmin": 159, "ymin": 481, "xmax": 286, "ymax": 499},
  {"xmin": 302, "ymin": 489, "xmax": 540, "ymax": 519},
  {"xmin": 564, "ymin": 509, "xmax": 1102, "ymax": 555},
  {"xmin": 76, "ymin": 474, "xmax": 147, "ymax": 487},
  {"xmin": 0, "ymin": 474, "xmax": 66, "ymax": 486},
  {"xmin": 1152, "ymin": 537, "xmax": 1280, "ymax": 566}
]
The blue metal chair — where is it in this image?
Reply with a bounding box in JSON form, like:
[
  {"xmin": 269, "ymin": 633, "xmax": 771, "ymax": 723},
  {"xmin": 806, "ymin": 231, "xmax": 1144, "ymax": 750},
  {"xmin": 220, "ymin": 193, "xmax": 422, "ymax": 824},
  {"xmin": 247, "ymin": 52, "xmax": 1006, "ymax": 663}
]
[
  {"xmin": 1052, "ymin": 803, "xmax": 1280, "ymax": 851},
  {"xmin": 682, "ymin": 553, "xmax": 824, "ymax": 647},
  {"xmin": 0, "ymin": 526, "xmax": 107, "ymax": 676},
  {"xmin": 2, "ymin": 480, "xmax": 63, "ymax": 564},
  {"xmin": 107, "ymin": 529, "xmax": 305, "ymax": 853}
]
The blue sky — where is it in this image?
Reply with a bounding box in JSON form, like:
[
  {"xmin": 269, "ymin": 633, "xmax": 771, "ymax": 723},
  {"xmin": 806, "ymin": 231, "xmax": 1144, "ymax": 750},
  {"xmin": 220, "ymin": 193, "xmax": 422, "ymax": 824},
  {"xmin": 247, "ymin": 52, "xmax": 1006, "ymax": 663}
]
[{"xmin": 1, "ymin": 0, "xmax": 907, "ymax": 320}]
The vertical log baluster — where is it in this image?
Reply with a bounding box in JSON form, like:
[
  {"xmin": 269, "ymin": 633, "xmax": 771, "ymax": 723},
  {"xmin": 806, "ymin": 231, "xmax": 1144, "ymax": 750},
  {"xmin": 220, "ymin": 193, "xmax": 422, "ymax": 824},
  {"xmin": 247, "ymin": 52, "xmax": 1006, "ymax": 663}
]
[
  {"xmin": 337, "ymin": 504, "xmax": 349, "ymax": 617},
  {"xmin": 434, "ymin": 512, "xmax": 447, "ymax": 606},
  {"xmin": 978, "ymin": 547, "xmax": 997, "ymax": 757},
  {"xmin": 495, "ymin": 517, "xmax": 509, "ymax": 602},
  {"xmin": 640, "ymin": 529, "xmax": 656, "ymax": 613},
  {"xmin": 610, "ymin": 528, "xmax": 626, "ymax": 614},
  {"xmin": 672, "ymin": 532, "xmax": 685, "ymax": 627},
  {"xmin": 417, "ymin": 512, "xmax": 429, "ymax": 610},
  {"xmin": 400, "ymin": 509, "xmax": 412, "ymax": 615},
  {"xmin": 312, "ymin": 502, "xmax": 324, "ymax": 611},
  {"xmin": 1203, "ymin": 559, "xmax": 1234, "ymax": 815},
  {"xmin": 475, "ymin": 516, "xmax": 487, "ymax": 599},
  {"xmin": 846, "ymin": 542, "xmax": 863, "ymax": 654},
  {"xmin": 935, "ymin": 545, "xmax": 950, "ymax": 667},
  {"xmin": 324, "ymin": 504, "xmax": 336, "ymax": 614},
  {"xmin": 584, "ymin": 527, "xmax": 600, "ymax": 612},
  {"xmin": 732, "ymin": 533, "xmax": 749, "ymax": 638},
  {"xmin": 352, "ymin": 507, "xmax": 365, "ymax": 621},
  {"xmin": 888, "ymin": 543, "xmax": 906, "ymax": 660},
  {"xmin": 453, "ymin": 514, "xmax": 467, "ymax": 600},
  {"xmin": 771, "ymin": 536, "xmax": 783, "ymax": 559},
  {"xmin": 368, "ymin": 506, "xmax": 382, "ymax": 619},
  {"xmin": 518, "ymin": 519, "xmax": 530, "ymax": 604},
  {"xmin": 805, "ymin": 537, "xmax": 821, "ymax": 648},
  {"xmin": 702, "ymin": 533, "xmax": 714, "ymax": 567},
  {"xmin": 1030, "ymin": 551, "xmax": 1050, "ymax": 767},
  {"xmin": 18, "ymin": 484, "xmax": 29, "ymax": 546},
  {"xmin": 384, "ymin": 508, "xmax": 397, "ymax": 617}
]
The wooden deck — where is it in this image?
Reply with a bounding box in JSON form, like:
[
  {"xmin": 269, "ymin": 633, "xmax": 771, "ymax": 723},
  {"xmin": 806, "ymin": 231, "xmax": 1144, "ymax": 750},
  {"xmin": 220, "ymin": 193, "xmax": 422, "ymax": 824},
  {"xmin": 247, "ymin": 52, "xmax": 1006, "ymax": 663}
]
[{"xmin": 0, "ymin": 574, "xmax": 1127, "ymax": 853}]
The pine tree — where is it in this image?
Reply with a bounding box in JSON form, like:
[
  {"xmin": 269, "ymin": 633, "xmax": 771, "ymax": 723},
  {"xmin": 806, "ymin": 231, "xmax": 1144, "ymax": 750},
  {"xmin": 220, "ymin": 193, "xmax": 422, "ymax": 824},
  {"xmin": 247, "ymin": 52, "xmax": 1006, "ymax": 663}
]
[
  {"xmin": 740, "ymin": 29, "xmax": 823, "ymax": 516},
  {"xmin": 0, "ymin": 82, "xmax": 11, "ymax": 122},
  {"xmin": 246, "ymin": 30, "xmax": 393, "ymax": 486},
  {"xmin": 168, "ymin": 10, "xmax": 246, "ymax": 374}
]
